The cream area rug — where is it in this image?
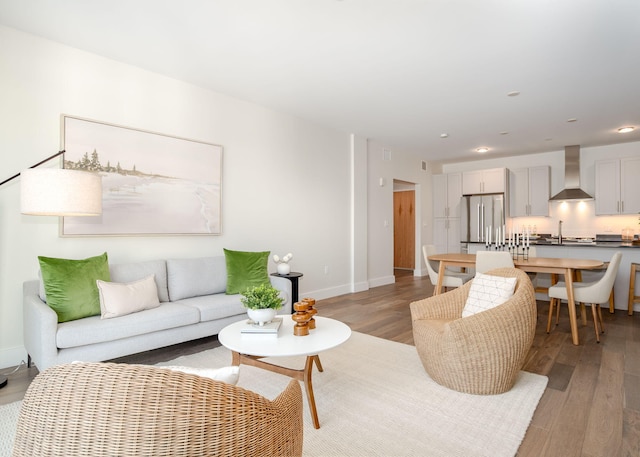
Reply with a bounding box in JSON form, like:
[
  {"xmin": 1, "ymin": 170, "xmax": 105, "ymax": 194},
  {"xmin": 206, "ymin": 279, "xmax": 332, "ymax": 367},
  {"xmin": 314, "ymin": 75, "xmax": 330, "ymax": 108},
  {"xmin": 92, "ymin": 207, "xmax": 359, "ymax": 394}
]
[{"xmin": 0, "ymin": 332, "xmax": 547, "ymax": 457}]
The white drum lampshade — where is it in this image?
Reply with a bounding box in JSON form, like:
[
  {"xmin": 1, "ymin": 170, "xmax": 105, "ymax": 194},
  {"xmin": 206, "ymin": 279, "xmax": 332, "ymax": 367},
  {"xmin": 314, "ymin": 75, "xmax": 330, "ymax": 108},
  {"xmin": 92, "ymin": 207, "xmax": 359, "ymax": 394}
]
[{"xmin": 20, "ymin": 168, "xmax": 102, "ymax": 216}]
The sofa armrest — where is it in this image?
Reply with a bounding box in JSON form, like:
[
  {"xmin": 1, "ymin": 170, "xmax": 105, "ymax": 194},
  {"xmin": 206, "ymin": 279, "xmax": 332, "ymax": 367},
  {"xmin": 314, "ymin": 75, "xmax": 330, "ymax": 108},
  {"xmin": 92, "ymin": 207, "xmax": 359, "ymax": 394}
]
[
  {"xmin": 269, "ymin": 275, "xmax": 293, "ymax": 314},
  {"xmin": 23, "ymin": 279, "xmax": 59, "ymax": 372}
]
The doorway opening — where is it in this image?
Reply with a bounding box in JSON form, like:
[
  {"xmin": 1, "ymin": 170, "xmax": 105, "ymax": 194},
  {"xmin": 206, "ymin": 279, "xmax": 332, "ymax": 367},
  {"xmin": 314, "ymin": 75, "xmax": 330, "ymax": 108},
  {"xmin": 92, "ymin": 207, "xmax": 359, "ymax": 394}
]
[{"xmin": 393, "ymin": 181, "xmax": 416, "ymax": 272}]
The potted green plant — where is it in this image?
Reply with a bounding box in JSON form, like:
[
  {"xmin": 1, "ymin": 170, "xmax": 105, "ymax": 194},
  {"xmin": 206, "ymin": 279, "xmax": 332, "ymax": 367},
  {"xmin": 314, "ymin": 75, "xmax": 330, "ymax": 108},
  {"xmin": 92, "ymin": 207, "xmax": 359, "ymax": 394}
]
[{"xmin": 241, "ymin": 283, "xmax": 285, "ymax": 326}]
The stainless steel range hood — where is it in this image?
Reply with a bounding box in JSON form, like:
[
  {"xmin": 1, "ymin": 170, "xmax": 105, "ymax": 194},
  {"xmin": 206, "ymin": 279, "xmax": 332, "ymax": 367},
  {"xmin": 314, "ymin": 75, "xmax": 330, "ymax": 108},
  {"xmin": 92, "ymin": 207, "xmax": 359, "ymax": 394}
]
[{"xmin": 549, "ymin": 145, "xmax": 593, "ymax": 201}]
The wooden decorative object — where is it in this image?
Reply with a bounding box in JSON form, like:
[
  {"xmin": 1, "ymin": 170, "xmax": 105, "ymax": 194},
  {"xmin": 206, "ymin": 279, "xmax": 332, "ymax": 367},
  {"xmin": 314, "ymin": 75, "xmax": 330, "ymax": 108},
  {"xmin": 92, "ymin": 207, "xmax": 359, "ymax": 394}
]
[
  {"xmin": 302, "ymin": 297, "xmax": 317, "ymax": 330},
  {"xmin": 292, "ymin": 302, "xmax": 311, "ymax": 336}
]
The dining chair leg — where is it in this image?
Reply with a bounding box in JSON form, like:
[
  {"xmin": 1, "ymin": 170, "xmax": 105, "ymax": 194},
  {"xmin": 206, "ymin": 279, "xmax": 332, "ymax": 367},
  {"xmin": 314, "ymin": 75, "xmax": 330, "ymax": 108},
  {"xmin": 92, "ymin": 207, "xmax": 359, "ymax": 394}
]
[
  {"xmin": 591, "ymin": 304, "xmax": 601, "ymax": 343},
  {"xmin": 608, "ymin": 289, "xmax": 615, "ymax": 314},
  {"xmin": 555, "ymin": 298, "xmax": 561, "ymax": 325},
  {"xmin": 628, "ymin": 263, "xmax": 640, "ymax": 316},
  {"xmin": 597, "ymin": 304, "xmax": 605, "ymax": 334},
  {"xmin": 546, "ymin": 298, "xmax": 555, "ymax": 333},
  {"xmin": 580, "ymin": 303, "xmax": 588, "ymax": 326}
]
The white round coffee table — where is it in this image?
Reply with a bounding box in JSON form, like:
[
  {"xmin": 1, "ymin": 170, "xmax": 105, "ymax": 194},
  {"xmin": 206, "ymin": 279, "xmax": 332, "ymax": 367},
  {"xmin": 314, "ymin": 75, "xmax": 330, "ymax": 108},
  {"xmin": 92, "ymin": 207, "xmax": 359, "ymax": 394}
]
[{"xmin": 218, "ymin": 315, "xmax": 351, "ymax": 429}]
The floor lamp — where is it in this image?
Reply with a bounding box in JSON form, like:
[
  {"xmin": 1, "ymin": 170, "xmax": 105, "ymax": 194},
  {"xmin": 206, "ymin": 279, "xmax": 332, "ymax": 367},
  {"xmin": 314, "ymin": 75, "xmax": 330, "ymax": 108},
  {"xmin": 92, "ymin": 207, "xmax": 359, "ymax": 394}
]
[{"xmin": 0, "ymin": 150, "xmax": 102, "ymax": 388}]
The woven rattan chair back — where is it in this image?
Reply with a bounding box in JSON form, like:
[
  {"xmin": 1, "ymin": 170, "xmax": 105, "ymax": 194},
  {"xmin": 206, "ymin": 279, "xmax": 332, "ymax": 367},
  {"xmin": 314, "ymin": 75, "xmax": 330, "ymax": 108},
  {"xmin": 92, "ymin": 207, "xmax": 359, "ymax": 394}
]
[{"xmin": 12, "ymin": 362, "xmax": 303, "ymax": 457}]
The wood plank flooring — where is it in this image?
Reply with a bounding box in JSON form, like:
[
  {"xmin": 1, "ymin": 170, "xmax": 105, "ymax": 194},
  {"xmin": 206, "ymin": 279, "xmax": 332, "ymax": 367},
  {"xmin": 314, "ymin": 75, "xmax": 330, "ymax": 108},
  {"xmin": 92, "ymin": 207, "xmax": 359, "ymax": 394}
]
[{"xmin": 1, "ymin": 269, "xmax": 639, "ymax": 456}]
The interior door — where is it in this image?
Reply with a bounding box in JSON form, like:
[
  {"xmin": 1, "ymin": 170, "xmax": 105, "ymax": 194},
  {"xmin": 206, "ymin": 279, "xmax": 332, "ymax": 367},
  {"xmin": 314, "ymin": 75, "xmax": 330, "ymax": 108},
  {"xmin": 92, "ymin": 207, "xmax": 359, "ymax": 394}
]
[{"xmin": 393, "ymin": 190, "xmax": 415, "ymax": 269}]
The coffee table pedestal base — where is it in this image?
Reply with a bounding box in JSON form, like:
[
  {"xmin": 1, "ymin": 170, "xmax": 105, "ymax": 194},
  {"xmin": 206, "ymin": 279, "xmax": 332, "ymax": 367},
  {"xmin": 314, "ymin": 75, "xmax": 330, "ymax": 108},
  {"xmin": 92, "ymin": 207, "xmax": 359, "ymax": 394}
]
[{"xmin": 231, "ymin": 351, "xmax": 323, "ymax": 429}]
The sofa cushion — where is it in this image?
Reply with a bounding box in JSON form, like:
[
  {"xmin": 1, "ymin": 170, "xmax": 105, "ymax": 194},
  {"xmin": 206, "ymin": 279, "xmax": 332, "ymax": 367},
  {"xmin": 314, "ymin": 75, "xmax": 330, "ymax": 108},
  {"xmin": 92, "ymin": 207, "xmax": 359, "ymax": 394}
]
[
  {"xmin": 110, "ymin": 260, "xmax": 169, "ymax": 302},
  {"xmin": 167, "ymin": 257, "xmax": 227, "ymax": 301},
  {"xmin": 174, "ymin": 294, "xmax": 246, "ymax": 322},
  {"xmin": 56, "ymin": 302, "xmax": 200, "ymax": 349},
  {"xmin": 38, "ymin": 252, "xmax": 110, "ymax": 323},
  {"xmin": 97, "ymin": 275, "xmax": 161, "ymax": 319},
  {"xmin": 223, "ymin": 249, "xmax": 270, "ymax": 295}
]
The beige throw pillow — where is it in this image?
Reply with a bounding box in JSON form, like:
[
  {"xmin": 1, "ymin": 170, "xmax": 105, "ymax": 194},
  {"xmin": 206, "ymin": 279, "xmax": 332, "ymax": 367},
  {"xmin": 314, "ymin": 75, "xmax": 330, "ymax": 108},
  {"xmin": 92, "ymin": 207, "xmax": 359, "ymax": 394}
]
[
  {"xmin": 462, "ymin": 272, "xmax": 517, "ymax": 317},
  {"xmin": 97, "ymin": 275, "xmax": 160, "ymax": 319}
]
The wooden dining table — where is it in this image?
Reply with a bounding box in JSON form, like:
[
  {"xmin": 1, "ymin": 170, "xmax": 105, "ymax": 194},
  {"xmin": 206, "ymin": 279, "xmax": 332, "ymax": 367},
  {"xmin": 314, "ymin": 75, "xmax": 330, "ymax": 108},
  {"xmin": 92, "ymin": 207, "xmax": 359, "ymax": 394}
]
[{"xmin": 428, "ymin": 253, "xmax": 604, "ymax": 345}]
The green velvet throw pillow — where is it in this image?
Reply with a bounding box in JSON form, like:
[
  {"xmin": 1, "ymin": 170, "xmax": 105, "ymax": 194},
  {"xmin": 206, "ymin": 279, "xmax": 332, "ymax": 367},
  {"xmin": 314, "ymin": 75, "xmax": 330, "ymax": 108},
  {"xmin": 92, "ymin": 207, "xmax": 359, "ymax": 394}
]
[
  {"xmin": 223, "ymin": 249, "xmax": 270, "ymax": 295},
  {"xmin": 38, "ymin": 252, "xmax": 111, "ymax": 323}
]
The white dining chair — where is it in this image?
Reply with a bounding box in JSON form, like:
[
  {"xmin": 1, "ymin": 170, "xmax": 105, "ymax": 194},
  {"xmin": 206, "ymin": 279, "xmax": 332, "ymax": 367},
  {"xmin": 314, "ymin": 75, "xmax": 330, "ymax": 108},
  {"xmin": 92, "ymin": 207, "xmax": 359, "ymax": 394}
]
[
  {"xmin": 475, "ymin": 250, "xmax": 514, "ymax": 275},
  {"xmin": 423, "ymin": 245, "xmax": 472, "ymax": 295},
  {"xmin": 546, "ymin": 252, "xmax": 622, "ymax": 343}
]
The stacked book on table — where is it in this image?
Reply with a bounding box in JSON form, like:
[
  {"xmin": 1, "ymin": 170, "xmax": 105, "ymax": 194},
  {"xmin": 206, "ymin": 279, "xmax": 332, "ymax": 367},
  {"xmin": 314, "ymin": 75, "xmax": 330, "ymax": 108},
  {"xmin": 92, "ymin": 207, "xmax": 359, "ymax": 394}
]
[{"xmin": 240, "ymin": 317, "xmax": 282, "ymax": 337}]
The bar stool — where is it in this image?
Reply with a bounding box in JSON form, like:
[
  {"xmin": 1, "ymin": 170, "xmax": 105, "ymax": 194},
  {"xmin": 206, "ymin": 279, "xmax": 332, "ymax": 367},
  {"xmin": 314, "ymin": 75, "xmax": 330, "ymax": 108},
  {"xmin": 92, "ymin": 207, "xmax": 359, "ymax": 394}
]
[{"xmin": 628, "ymin": 262, "xmax": 640, "ymax": 315}]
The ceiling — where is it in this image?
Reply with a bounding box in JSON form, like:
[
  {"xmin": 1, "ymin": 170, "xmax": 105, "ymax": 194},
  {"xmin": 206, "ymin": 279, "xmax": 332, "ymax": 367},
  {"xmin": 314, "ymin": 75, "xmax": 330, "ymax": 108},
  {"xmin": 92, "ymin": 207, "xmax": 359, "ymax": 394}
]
[{"xmin": 1, "ymin": 0, "xmax": 639, "ymax": 163}]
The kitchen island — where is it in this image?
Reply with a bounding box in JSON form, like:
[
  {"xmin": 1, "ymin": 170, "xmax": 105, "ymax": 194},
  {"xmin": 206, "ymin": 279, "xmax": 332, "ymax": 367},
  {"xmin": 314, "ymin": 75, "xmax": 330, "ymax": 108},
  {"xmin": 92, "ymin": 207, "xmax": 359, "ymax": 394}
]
[{"xmin": 466, "ymin": 241, "xmax": 640, "ymax": 313}]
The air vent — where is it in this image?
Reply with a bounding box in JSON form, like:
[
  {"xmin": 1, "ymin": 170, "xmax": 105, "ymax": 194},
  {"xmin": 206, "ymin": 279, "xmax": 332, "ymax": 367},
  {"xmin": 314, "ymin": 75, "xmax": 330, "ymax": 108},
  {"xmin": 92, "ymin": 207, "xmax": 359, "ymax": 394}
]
[
  {"xmin": 421, "ymin": 161, "xmax": 427, "ymax": 172},
  {"xmin": 383, "ymin": 149, "xmax": 391, "ymax": 161}
]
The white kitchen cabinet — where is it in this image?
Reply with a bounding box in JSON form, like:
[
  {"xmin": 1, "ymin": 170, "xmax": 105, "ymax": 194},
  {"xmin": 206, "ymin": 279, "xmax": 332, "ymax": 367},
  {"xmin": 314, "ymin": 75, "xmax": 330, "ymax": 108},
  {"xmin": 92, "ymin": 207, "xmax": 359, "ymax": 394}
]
[
  {"xmin": 509, "ymin": 166, "xmax": 549, "ymax": 217},
  {"xmin": 433, "ymin": 217, "xmax": 461, "ymax": 254},
  {"xmin": 595, "ymin": 157, "xmax": 640, "ymax": 215},
  {"xmin": 462, "ymin": 168, "xmax": 506, "ymax": 195},
  {"xmin": 433, "ymin": 172, "xmax": 462, "ymax": 254},
  {"xmin": 433, "ymin": 172, "xmax": 462, "ymax": 218}
]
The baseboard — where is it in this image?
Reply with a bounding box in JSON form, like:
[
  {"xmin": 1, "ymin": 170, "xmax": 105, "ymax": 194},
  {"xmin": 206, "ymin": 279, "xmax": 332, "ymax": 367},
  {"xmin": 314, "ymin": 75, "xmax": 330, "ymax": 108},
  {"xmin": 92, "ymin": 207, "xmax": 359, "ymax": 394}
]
[
  {"xmin": 351, "ymin": 281, "xmax": 370, "ymax": 293},
  {"xmin": 0, "ymin": 345, "xmax": 27, "ymax": 371},
  {"xmin": 369, "ymin": 275, "xmax": 395, "ymax": 288},
  {"xmin": 302, "ymin": 283, "xmax": 353, "ymax": 301}
]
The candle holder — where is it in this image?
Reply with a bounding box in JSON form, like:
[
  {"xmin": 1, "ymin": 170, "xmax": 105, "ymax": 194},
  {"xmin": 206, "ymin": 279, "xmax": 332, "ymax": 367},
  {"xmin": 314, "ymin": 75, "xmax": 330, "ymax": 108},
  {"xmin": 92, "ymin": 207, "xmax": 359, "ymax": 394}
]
[
  {"xmin": 292, "ymin": 301, "xmax": 312, "ymax": 336},
  {"xmin": 510, "ymin": 245, "xmax": 530, "ymax": 260},
  {"xmin": 301, "ymin": 297, "xmax": 317, "ymax": 330}
]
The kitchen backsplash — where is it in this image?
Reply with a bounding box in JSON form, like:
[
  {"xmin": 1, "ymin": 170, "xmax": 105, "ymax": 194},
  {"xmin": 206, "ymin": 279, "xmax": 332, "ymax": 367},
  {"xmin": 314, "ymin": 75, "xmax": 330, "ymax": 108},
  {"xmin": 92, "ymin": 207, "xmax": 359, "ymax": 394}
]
[{"xmin": 508, "ymin": 200, "xmax": 639, "ymax": 238}]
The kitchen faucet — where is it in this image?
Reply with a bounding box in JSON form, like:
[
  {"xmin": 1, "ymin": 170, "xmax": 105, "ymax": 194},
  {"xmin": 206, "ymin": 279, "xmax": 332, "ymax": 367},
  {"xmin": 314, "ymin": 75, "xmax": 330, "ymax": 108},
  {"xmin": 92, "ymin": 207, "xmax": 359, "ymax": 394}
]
[{"xmin": 558, "ymin": 220, "xmax": 563, "ymax": 244}]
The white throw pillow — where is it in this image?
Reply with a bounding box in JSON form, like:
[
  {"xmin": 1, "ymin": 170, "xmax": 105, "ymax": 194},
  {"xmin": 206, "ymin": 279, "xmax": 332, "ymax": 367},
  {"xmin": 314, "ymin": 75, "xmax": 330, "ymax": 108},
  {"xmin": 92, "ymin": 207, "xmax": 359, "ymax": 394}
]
[
  {"xmin": 159, "ymin": 365, "xmax": 240, "ymax": 385},
  {"xmin": 462, "ymin": 272, "xmax": 517, "ymax": 317},
  {"xmin": 97, "ymin": 274, "xmax": 160, "ymax": 319}
]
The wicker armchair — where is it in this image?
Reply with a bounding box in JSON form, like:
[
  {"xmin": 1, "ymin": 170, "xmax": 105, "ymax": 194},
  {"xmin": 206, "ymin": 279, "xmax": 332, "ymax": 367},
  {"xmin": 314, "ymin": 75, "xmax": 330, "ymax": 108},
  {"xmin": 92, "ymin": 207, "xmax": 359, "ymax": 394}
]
[
  {"xmin": 410, "ymin": 268, "xmax": 536, "ymax": 395},
  {"xmin": 12, "ymin": 362, "xmax": 303, "ymax": 457}
]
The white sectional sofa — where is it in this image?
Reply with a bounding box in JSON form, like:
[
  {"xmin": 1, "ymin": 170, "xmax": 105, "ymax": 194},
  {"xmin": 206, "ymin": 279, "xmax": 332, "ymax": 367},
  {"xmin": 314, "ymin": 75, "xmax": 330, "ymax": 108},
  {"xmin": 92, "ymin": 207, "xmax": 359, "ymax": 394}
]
[{"xmin": 23, "ymin": 256, "xmax": 292, "ymax": 372}]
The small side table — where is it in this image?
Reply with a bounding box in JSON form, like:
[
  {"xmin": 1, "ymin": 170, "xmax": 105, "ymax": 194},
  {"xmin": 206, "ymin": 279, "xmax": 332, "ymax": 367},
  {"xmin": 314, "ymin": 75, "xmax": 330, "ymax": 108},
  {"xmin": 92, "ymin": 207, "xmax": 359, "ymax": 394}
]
[{"xmin": 271, "ymin": 272, "xmax": 303, "ymax": 309}]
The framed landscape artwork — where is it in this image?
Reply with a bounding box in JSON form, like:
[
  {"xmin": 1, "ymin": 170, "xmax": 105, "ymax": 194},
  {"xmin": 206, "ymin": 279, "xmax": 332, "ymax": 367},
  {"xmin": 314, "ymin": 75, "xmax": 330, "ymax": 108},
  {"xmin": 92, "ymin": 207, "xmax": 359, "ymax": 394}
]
[{"xmin": 61, "ymin": 115, "xmax": 222, "ymax": 236}]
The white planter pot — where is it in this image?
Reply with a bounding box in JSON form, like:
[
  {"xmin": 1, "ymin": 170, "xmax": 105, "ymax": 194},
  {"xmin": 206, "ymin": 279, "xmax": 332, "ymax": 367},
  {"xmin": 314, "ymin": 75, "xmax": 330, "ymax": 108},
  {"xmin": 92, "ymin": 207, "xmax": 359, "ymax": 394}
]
[
  {"xmin": 277, "ymin": 263, "xmax": 291, "ymax": 275},
  {"xmin": 247, "ymin": 308, "xmax": 277, "ymax": 326}
]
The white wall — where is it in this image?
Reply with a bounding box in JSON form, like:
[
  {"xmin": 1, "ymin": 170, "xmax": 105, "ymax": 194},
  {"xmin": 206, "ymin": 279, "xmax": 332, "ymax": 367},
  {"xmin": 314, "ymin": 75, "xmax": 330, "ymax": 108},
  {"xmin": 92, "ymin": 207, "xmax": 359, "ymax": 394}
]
[
  {"xmin": 442, "ymin": 144, "xmax": 640, "ymax": 238},
  {"xmin": 367, "ymin": 141, "xmax": 432, "ymax": 286},
  {"xmin": 0, "ymin": 26, "xmax": 355, "ymax": 367}
]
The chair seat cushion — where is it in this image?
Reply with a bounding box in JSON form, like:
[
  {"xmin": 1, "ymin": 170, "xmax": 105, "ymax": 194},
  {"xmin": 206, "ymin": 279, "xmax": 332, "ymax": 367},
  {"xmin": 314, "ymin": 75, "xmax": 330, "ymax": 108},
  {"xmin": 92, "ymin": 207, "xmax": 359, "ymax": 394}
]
[{"xmin": 157, "ymin": 365, "xmax": 240, "ymax": 385}]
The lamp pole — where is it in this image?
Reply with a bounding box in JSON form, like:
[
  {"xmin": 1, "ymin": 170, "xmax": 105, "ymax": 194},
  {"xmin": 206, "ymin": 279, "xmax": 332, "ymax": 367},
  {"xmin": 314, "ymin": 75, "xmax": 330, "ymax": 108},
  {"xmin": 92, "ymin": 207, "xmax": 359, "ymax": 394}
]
[{"xmin": 0, "ymin": 150, "xmax": 66, "ymax": 187}]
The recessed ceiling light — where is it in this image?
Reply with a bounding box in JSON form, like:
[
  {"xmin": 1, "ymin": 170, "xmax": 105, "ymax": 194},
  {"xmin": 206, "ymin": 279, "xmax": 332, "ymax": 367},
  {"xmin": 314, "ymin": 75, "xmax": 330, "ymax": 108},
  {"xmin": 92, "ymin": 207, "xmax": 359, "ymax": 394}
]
[
  {"xmin": 440, "ymin": 133, "xmax": 449, "ymax": 138},
  {"xmin": 499, "ymin": 131, "xmax": 509, "ymax": 135},
  {"xmin": 567, "ymin": 118, "xmax": 578, "ymax": 122},
  {"xmin": 507, "ymin": 91, "xmax": 520, "ymax": 97},
  {"xmin": 618, "ymin": 126, "xmax": 635, "ymax": 133},
  {"xmin": 476, "ymin": 147, "xmax": 489, "ymax": 153}
]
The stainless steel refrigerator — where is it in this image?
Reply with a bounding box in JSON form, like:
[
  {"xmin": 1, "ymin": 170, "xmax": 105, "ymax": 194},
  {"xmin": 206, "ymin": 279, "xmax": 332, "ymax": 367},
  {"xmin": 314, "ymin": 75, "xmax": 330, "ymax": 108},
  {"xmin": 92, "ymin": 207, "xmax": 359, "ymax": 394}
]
[{"xmin": 460, "ymin": 194, "xmax": 505, "ymax": 252}]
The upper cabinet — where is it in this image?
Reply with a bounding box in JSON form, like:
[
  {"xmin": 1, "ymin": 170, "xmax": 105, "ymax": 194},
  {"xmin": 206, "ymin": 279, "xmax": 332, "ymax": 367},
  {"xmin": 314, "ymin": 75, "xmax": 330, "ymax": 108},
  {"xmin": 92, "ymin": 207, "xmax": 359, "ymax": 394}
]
[
  {"xmin": 462, "ymin": 168, "xmax": 507, "ymax": 195},
  {"xmin": 433, "ymin": 172, "xmax": 462, "ymax": 219},
  {"xmin": 595, "ymin": 157, "xmax": 640, "ymax": 215},
  {"xmin": 509, "ymin": 166, "xmax": 550, "ymax": 217}
]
